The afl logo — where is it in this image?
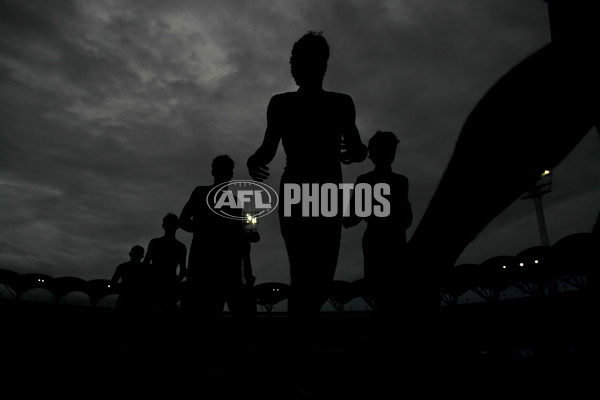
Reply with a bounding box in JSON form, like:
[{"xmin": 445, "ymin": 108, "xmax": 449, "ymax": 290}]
[{"xmin": 206, "ymin": 180, "xmax": 279, "ymax": 220}]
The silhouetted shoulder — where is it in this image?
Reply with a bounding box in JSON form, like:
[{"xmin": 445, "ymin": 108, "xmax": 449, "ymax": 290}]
[
  {"xmin": 185, "ymin": 185, "xmax": 213, "ymax": 211},
  {"xmin": 324, "ymin": 91, "xmax": 354, "ymax": 102},
  {"xmin": 271, "ymin": 92, "xmax": 294, "ymax": 100},
  {"xmin": 272, "ymin": 90, "xmax": 353, "ymax": 103},
  {"xmin": 268, "ymin": 90, "xmax": 357, "ymax": 129},
  {"xmin": 355, "ymin": 172, "xmax": 370, "ymax": 184},
  {"xmin": 360, "ymin": 171, "xmax": 408, "ymax": 186},
  {"xmin": 191, "ymin": 185, "xmax": 211, "ymax": 198},
  {"xmin": 323, "ymin": 91, "xmax": 355, "ymax": 110},
  {"xmin": 269, "ymin": 92, "xmax": 295, "ymax": 107},
  {"xmin": 391, "ymin": 172, "xmax": 409, "ymax": 187},
  {"xmin": 116, "ymin": 261, "xmax": 128, "ymax": 270}
]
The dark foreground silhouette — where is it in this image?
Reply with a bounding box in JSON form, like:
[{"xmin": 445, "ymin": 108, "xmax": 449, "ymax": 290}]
[
  {"xmin": 110, "ymin": 245, "xmax": 151, "ymax": 313},
  {"xmin": 344, "ymin": 130, "xmax": 413, "ymax": 318},
  {"xmin": 143, "ymin": 213, "xmax": 187, "ymax": 314},
  {"xmin": 248, "ymin": 31, "xmax": 367, "ymax": 321},
  {"xmin": 408, "ymin": 0, "xmax": 600, "ymax": 306},
  {"xmin": 1, "ymin": 229, "xmax": 597, "ymax": 398},
  {"xmin": 179, "ymin": 155, "xmax": 257, "ymax": 320}
]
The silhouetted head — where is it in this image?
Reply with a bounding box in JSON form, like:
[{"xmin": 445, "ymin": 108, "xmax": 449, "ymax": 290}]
[
  {"xmin": 290, "ymin": 31, "xmax": 329, "ymax": 87},
  {"xmin": 162, "ymin": 213, "xmax": 179, "ymax": 233},
  {"xmin": 129, "ymin": 245, "xmax": 144, "ymax": 262},
  {"xmin": 368, "ymin": 130, "xmax": 400, "ymax": 166},
  {"xmin": 212, "ymin": 154, "xmax": 234, "ymax": 183}
]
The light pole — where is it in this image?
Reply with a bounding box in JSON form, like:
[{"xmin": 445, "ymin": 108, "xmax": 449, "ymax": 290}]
[
  {"xmin": 522, "ymin": 170, "xmax": 560, "ymax": 295},
  {"xmin": 522, "ymin": 170, "xmax": 552, "ymax": 246}
]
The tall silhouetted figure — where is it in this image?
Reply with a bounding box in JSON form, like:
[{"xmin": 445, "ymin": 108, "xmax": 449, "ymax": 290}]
[
  {"xmin": 111, "ymin": 245, "xmax": 150, "ymax": 314},
  {"xmin": 344, "ymin": 131, "xmax": 412, "ymax": 317},
  {"xmin": 144, "ymin": 213, "xmax": 187, "ymax": 314},
  {"xmin": 408, "ymin": 0, "xmax": 599, "ymax": 307},
  {"xmin": 247, "ymin": 31, "xmax": 367, "ymax": 320},
  {"xmin": 179, "ymin": 155, "xmax": 256, "ymax": 320}
]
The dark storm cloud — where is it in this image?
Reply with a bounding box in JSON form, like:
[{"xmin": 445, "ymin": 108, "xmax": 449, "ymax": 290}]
[
  {"xmin": 0, "ymin": 0, "xmax": 298, "ymax": 278},
  {"xmin": 0, "ymin": 0, "xmax": 598, "ymax": 284}
]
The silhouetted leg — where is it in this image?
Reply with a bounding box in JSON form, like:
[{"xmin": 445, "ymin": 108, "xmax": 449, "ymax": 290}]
[
  {"xmin": 363, "ymin": 233, "xmax": 429, "ymax": 378},
  {"xmin": 284, "ymin": 220, "xmax": 341, "ymax": 319},
  {"xmin": 279, "ymin": 214, "xmax": 341, "ymax": 394},
  {"xmin": 363, "ymin": 232, "xmax": 410, "ymax": 315},
  {"xmin": 279, "ymin": 220, "xmax": 341, "ymax": 396},
  {"xmin": 205, "ymin": 285, "xmax": 226, "ymax": 319}
]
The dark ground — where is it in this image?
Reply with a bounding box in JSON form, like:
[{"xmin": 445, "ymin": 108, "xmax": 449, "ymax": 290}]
[{"xmin": 1, "ymin": 290, "xmax": 597, "ymax": 399}]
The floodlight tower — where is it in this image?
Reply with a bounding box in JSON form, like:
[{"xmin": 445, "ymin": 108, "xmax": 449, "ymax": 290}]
[{"xmin": 522, "ymin": 170, "xmax": 552, "ymax": 246}]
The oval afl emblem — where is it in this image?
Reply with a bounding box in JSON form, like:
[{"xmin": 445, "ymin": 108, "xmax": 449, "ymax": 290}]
[{"xmin": 206, "ymin": 180, "xmax": 279, "ymax": 220}]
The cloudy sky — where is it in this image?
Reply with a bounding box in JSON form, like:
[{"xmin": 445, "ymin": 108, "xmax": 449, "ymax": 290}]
[{"xmin": 1, "ymin": 0, "xmax": 598, "ymax": 286}]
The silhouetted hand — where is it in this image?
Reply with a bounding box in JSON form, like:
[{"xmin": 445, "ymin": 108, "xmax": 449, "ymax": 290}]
[
  {"xmin": 340, "ymin": 140, "xmax": 367, "ymax": 164},
  {"xmin": 247, "ymin": 155, "xmax": 270, "ymax": 182}
]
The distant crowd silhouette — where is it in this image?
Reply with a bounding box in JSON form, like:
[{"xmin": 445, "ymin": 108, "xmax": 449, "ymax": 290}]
[
  {"xmin": 111, "ymin": 1, "xmax": 599, "ymax": 330},
  {"xmin": 112, "ymin": 156, "xmax": 258, "ymax": 319}
]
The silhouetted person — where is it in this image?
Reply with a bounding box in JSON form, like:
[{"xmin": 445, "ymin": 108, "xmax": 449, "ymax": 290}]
[
  {"xmin": 179, "ymin": 155, "xmax": 257, "ymax": 320},
  {"xmin": 111, "ymin": 245, "xmax": 151, "ymax": 314},
  {"xmin": 144, "ymin": 213, "xmax": 187, "ymax": 314},
  {"xmin": 247, "ymin": 31, "xmax": 367, "ymax": 320},
  {"xmin": 344, "ymin": 131, "xmax": 412, "ymax": 317},
  {"xmin": 407, "ymin": 0, "xmax": 599, "ymax": 307}
]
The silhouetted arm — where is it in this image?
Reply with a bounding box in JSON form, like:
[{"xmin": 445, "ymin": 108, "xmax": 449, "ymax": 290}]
[
  {"xmin": 342, "ymin": 175, "xmax": 366, "ymax": 228},
  {"xmin": 179, "ymin": 189, "xmax": 198, "ymax": 233},
  {"xmin": 110, "ymin": 265, "xmax": 122, "ymax": 285},
  {"xmin": 247, "ymin": 96, "xmax": 282, "ymax": 182},
  {"xmin": 340, "ymin": 95, "xmax": 367, "ymax": 165},
  {"xmin": 178, "ymin": 246, "xmax": 187, "ymax": 281},
  {"xmin": 237, "ymin": 224, "xmax": 255, "ymax": 285},
  {"xmin": 143, "ymin": 240, "xmax": 155, "ymax": 265},
  {"xmin": 242, "ymin": 250, "xmax": 255, "ymax": 286}
]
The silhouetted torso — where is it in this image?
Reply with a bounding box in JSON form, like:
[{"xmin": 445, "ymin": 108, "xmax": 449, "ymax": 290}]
[
  {"xmin": 259, "ymin": 88, "xmax": 365, "ymax": 318},
  {"xmin": 145, "ymin": 236, "xmax": 187, "ymax": 283},
  {"xmin": 181, "ymin": 185, "xmax": 246, "ymax": 284},
  {"xmin": 113, "ymin": 260, "xmax": 144, "ymax": 288},
  {"xmin": 179, "ymin": 183, "xmax": 256, "ymax": 319},
  {"xmin": 346, "ymin": 169, "xmax": 412, "ymax": 302},
  {"xmin": 247, "ymin": 32, "xmax": 367, "ymax": 319},
  {"xmin": 112, "ymin": 260, "xmax": 150, "ymax": 311},
  {"xmin": 273, "ymin": 89, "xmax": 355, "ymax": 185},
  {"xmin": 357, "ymin": 170, "xmax": 412, "ymax": 238}
]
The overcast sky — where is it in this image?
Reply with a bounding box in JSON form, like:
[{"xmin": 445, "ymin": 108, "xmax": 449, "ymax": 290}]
[{"xmin": 1, "ymin": 0, "xmax": 598, "ymax": 286}]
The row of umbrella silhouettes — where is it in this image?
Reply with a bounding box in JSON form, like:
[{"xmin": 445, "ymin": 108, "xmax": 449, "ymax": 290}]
[{"xmin": 0, "ymin": 232, "xmax": 596, "ymax": 312}]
